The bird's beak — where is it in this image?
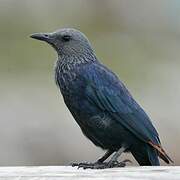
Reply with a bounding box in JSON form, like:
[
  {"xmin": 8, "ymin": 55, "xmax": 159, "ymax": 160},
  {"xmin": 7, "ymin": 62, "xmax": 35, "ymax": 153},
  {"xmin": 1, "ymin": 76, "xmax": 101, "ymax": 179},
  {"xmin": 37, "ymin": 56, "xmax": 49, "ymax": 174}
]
[{"xmin": 30, "ymin": 33, "xmax": 52, "ymax": 43}]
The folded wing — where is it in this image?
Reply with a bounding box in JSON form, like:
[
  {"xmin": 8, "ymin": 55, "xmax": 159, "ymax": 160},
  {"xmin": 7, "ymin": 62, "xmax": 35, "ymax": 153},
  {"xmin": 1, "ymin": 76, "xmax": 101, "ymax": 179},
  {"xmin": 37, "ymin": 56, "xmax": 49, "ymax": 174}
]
[{"xmin": 84, "ymin": 63, "xmax": 173, "ymax": 163}]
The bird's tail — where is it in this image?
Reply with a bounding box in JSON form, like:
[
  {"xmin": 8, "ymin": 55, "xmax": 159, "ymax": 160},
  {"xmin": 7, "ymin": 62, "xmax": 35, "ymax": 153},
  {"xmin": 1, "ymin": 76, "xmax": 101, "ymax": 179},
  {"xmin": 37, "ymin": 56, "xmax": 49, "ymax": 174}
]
[
  {"xmin": 131, "ymin": 143, "xmax": 160, "ymax": 166},
  {"xmin": 148, "ymin": 141, "xmax": 173, "ymax": 164}
]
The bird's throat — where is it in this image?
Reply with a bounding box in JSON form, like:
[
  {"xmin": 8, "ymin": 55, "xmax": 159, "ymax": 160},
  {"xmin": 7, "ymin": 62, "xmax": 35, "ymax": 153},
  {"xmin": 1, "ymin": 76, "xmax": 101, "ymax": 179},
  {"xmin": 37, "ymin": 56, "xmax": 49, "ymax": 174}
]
[{"xmin": 57, "ymin": 53, "xmax": 97, "ymax": 73}]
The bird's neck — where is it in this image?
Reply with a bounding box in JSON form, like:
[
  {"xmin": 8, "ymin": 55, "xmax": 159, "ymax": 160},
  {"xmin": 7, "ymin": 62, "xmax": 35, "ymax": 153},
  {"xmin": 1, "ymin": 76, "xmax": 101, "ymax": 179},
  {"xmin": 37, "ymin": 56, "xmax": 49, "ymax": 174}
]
[{"xmin": 56, "ymin": 53, "xmax": 98, "ymax": 73}]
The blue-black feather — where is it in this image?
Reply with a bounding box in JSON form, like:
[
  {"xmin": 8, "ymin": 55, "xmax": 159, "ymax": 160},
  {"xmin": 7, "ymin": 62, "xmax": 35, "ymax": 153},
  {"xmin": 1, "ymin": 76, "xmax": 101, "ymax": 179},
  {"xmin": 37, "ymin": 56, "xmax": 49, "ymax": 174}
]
[
  {"xmin": 57, "ymin": 61, "xmax": 162, "ymax": 165},
  {"xmin": 83, "ymin": 62, "xmax": 159, "ymax": 144}
]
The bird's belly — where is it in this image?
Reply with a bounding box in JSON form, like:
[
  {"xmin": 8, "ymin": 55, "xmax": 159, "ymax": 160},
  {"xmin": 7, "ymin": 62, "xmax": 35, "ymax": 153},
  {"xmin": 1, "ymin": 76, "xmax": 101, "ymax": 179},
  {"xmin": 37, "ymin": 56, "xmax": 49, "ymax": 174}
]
[
  {"xmin": 78, "ymin": 111, "xmax": 131, "ymax": 150},
  {"xmin": 64, "ymin": 93, "xmax": 132, "ymax": 150}
]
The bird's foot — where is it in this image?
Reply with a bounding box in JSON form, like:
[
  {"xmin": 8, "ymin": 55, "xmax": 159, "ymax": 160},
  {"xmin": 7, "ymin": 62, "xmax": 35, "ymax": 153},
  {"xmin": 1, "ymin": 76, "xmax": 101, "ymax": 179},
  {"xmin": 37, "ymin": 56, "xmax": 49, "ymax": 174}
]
[
  {"xmin": 71, "ymin": 161, "xmax": 106, "ymax": 169},
  {"xmin": 71, "ymin": 159, "xmax": 131, "ymax": 169},
  {"xmin": 106, "ymin": 159, "xmax": 132, "ymax": 168}
]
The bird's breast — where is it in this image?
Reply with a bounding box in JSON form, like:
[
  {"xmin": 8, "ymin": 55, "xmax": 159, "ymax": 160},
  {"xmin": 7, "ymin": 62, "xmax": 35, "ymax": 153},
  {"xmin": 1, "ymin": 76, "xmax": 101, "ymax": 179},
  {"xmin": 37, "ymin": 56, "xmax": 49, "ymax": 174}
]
[{"xmin": 55, "ymin": 63, "xmax": 79, "ymax": 94}]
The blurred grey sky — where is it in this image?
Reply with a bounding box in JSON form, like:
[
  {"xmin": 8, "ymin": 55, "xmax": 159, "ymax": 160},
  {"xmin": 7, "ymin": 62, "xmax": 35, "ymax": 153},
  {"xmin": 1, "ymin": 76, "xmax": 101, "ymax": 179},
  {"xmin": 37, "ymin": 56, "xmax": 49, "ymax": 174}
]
[{"xmin": 0, "ymin": 0, "xmax": 179, "ymax": 166}]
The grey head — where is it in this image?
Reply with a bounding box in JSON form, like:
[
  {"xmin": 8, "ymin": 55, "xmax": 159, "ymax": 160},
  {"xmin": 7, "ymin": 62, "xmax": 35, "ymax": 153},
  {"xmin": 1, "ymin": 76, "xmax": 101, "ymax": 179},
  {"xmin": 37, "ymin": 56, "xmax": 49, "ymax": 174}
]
[{"xmin": 30, "ymin": 28, "xmax": 97, "ymax": 63}]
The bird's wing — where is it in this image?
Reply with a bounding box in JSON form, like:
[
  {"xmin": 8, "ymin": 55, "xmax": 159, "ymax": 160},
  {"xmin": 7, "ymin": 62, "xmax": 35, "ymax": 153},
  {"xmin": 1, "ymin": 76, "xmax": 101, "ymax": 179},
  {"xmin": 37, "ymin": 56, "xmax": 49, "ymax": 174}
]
[
  {"xmin": 83, "ymin": 63, "xmax": 172, "ymax": 163},
  {"xmin": 84, "ymin": 63, "xmax": 159, "ymax": 144}
]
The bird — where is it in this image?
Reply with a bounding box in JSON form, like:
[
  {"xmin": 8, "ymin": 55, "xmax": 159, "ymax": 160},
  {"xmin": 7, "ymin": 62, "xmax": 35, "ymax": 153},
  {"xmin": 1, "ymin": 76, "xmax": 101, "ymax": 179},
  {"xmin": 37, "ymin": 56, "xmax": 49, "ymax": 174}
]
[{"xmin": 30, "ymin": 28, "xmax": 173, "ymax": 169}]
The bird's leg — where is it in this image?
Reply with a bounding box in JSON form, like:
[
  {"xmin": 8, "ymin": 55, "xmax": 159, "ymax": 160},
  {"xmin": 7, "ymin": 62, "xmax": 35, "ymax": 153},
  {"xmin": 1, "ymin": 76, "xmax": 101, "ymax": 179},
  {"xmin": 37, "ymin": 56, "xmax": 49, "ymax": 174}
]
[
  {"xmin": 96, "ymin": 150, "xmax": 114, "ymax": 163},
  {"xmin": 106, "ymin": 146, "xmax": 131, "ymax": 168},
  {"xmin": 71, "ymin": 150, "xmax": 114, "ymax": 169}
]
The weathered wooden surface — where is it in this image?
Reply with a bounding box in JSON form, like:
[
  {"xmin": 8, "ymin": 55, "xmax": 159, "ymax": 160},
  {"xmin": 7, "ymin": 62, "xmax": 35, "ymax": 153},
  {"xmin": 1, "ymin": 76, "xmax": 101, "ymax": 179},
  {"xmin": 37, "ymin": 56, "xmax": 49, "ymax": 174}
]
[{"xmin": 0, "ymin": 166, "xmax": 179, "ymax": 180}]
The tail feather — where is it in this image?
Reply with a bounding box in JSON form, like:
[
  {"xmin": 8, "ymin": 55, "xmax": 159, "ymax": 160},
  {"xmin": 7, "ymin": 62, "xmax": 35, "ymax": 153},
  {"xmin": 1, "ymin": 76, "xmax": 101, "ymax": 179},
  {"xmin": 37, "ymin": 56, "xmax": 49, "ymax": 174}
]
[
  {"xmin": 148, "ymin": 141, "xmax": 173, "ymax": 164},
  {"xmin": 131, "ymin": 143, "xmax": 160, "ymax": 166},
  {"xmin": 147, "ymin": 144, "xmax": 160, "ymax": 165}
]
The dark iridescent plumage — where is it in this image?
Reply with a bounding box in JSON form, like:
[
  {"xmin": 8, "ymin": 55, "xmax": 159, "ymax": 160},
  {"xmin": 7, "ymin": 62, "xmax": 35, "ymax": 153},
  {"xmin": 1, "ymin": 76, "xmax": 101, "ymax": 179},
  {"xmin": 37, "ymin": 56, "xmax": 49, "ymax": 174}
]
[{"xmin": 31, "ymin": 28, "xmax": 173, "ymax": 168}]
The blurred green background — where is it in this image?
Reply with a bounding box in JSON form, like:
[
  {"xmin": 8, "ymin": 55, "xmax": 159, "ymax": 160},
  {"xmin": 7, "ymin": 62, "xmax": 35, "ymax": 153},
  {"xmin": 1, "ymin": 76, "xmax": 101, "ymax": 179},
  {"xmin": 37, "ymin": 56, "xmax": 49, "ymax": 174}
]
[{"xmin": 0, "ymin": 0, "xmax": 179, "ymax": 166}]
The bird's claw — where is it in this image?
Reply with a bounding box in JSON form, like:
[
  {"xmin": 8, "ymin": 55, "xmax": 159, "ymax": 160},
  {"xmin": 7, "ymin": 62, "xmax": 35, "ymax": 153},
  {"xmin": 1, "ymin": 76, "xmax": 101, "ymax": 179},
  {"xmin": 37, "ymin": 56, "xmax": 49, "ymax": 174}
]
[
  {"xmin": 71, "ymin": 159, "xmax": 132, "ymax": 169},
  {"xmin": 71, "ymin": 162, "xmax": 105, "ymax": 169},
  {"xmin": 107, "ymin": 159, "xmax": 132, "ymax": 168}
]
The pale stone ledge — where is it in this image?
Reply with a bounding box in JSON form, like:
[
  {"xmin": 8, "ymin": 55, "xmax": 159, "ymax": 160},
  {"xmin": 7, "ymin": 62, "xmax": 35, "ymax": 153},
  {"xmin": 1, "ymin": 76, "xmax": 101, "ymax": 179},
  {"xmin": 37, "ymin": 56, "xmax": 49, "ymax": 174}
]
[{"xmin": 0, "ymin": 166, "xmax": 179, "ymax": 180}]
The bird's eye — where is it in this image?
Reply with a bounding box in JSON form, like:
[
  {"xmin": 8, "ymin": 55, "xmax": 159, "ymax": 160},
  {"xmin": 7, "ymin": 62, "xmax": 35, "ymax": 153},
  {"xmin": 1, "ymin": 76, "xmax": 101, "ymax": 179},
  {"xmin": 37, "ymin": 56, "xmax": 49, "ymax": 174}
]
[{"xmin": 62, "ymin": 35, "xmax": 71, "ymax": 42}]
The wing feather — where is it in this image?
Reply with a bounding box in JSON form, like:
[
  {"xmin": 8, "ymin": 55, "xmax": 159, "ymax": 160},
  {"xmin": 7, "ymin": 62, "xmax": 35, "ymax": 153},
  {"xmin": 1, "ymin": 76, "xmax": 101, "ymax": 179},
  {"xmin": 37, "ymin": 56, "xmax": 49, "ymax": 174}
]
[{"xmin": 83, "ymin": 63, "xmax": 173, "ymax": 163}]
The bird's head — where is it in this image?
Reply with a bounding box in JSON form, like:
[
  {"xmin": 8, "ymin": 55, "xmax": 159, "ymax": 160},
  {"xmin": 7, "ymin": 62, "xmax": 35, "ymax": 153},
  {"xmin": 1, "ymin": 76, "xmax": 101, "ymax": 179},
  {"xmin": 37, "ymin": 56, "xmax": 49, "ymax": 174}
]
[{"xmin": 30, "ymin": 28, "xmax": 96, "ymax": 61}]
